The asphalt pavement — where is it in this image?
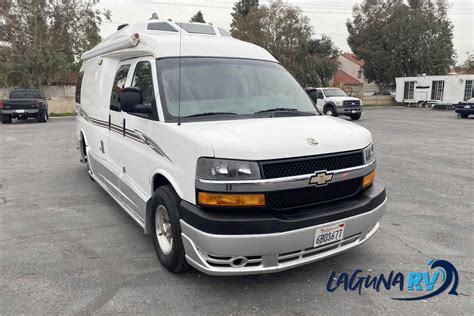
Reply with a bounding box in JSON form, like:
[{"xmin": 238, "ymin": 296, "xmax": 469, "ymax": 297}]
[{"xmin": 0, "ymin": 107, "xmax": 472, "ymax": 315}]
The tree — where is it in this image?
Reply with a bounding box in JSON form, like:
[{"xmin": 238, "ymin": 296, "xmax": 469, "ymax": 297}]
[
  {"xmin": 230, "ymin": 0, "xmax": 258, "ymax": 33},
  {"xmin": 232, "ymin": 0, "xmax": 259, "ymax": 18},
  {"xmin": 230, "ymin": 0, "xmax": 316, "ymax": 85},
  {"xmin": 460, "ymin": 55, "xmax": 474, "ymax": 74},
  {"xmin": 230, "ymin": 0, "xmax": 338, "ymax": 87},
  {"xmin": 347, "ymin": 0, "xmax": 455, "ymax": 90},
  {"xmin": 1, "ymin": 0, "xmax": 110, "ymax": 88},
  {"xmin": 190, "ymin": 10, "xmax": 205, "ymax": 23},
  {"xmin": 305, "ymin": 36, "xmax": 340, "ymax": 86}
]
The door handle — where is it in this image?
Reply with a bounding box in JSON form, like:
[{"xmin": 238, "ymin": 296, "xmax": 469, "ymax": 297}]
[{"xmin": 122, "ymin": 118, "xmax": 126, "ymax": 137}]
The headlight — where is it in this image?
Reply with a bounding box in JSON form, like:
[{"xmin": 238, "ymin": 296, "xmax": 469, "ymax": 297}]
[
  {"xmin": 196, "ymin": 158, "xmax": 261, "ymax": 180},
  {"xmin": 335, "ymin": 100, "xmax": 343, "ymax": 106},
  {"xmin": 363, "ymin": 143, "xmax": 375, "ymax": 164}
]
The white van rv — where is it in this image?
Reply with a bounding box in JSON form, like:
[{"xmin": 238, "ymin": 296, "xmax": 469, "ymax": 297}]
[{"xmin": 76, "ymin": 21, "xmax": 386, "ymax": 275}]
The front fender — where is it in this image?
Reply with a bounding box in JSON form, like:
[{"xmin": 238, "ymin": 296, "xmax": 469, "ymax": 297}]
[{"xmin": 145, "ymin": 170, "xmax": 185, "ymax": 235}]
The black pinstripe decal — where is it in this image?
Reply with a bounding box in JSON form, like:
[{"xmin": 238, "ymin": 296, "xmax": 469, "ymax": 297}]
[{"xmin": 77, "ymin": 107, "xmax": 170, "ymax": 160}]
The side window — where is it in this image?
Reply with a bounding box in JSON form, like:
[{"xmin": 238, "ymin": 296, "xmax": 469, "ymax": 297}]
[
  {"xmin": 308, "ymin": 91, "xmax": 318, "ymax": 102},
  {"xmin": 132, "ymin": 61, "xmax": 155, "ymax": 106},
  {"xmin": 316, "ymin": 90, "xmax": 324, "ymax": 99},
  {"xmin": 75, "ymin": 71, "xmax": 84, "ymax": 104},
  {"xmin": 110, "ymin": 64, "xmax": 131, "ymax": 111},
  {"xmin": 404, "ymin": 81, "xmax": 415, "ymax": 100},
  {"xmin": 463, "ymin": 80, "xmax": 473, "ymax": 101}
]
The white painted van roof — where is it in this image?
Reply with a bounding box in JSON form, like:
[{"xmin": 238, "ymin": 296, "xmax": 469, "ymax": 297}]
[{"xmin": 81, "ymin": 21, "xmax": 277, "ymax": 62}]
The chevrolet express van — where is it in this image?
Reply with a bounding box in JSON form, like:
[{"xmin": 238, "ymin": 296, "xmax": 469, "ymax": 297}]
[{"xmin": 76, "ymin": 21, "xmax": 386, "ymax": 275}]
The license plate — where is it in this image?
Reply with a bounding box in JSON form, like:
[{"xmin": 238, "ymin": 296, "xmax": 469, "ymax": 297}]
[
  {"xmin": 464, "ymin": 105, "xmax": 471, "ymax": 109},
  {"xmin": 15, "ymin": 110, "xmax": 25, "ymax": 113},
  {"xmin": 314, "ymin": 222, "xmax": 345, "ymax": 247},
  {"xmin": 351, "ymin": 110, "xmax": 356, "ymax": 113}
]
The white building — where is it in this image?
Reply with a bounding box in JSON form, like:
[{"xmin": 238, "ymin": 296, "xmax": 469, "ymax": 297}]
[{"xmin": 395, "ymin": 74, "xmax": 474, "ymax": 104}]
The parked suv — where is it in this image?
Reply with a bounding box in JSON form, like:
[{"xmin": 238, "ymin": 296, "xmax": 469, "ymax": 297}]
[
  {"xmin": 306, "ymin": 87, "xmax": 363, "ymax": 120},
  {"xmin": 0, "ymin": 89, "xmax": 49, "ymax": 124},
  {"xmin": 76, "ymin": 21, "xmax": 386, "ymax": 275}
]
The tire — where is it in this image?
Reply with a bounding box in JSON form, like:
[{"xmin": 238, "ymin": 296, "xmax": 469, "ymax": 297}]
[
  {"xmin": 84, "ymin": 146, "xmax": 95, "ymax": 182},
  {"xmin": 323, "ymin": 105, "xmax": 337, "ymax": 116},
  {"xmin": 350, "ymin": 113, "xmax": 362, "ymax": 120},
  {"xmin": 151, "ymin": 185, "xmax": 189, "ymax": 273},
  {"xmin": 4, "ymin": 115, "xmax": 12, "ymax": 124},
  {"xmin": 460, "ymin": 114, "xmax": 468, "ymax": 119},
  {"xmin": 36, "ymin": 112, "xmax": 45, "ymax": 123}
]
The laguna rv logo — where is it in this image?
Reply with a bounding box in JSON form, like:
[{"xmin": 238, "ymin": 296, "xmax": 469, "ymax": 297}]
[{"xmin": 326, "ymin": 259, "xmax": 459, "ymax": 300}]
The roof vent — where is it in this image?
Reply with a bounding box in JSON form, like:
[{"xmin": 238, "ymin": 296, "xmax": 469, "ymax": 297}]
[
  {"xmin": 177, "ymin": 22, "xmax": 215, "ymax": 35},
  {"xmin": 147, "ymin": 22, "xmax": 178, "ymax": 32}
]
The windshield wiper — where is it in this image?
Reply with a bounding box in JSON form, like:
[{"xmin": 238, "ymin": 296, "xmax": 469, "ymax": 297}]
[
  {"xmin": 254, "ymin": 108, "xmax": 315, "ymax": 116},
  {"xmin": 185, "ymin": 112, "xmax": 238, "ymax": 118}
]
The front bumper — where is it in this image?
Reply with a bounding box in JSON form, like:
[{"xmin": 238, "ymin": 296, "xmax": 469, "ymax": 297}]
[
  {"xmin": 180, "ymin": 182, "xmax": 386, "ymax": 275},
  {"xmin": 336, "ymin": 106, "xmax": 362, "ymax": 115}
]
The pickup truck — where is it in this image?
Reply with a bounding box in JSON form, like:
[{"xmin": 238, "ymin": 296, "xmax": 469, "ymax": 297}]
[
  {"xmin": 306, "ymin": 87, "xmax": 363, "ymax": 120},
  {"xmin": 0, "ymin": 89, "xmax": 49, "ymax": 124}
]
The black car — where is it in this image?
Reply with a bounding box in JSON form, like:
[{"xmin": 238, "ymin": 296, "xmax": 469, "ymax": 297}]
[
  {"xmin": 454, "ymin": 98, "xmax": 474, "ymax": 118},
  {"xmin": 0, "ymin": 89, "xmax": 49, "ymax": 124}
]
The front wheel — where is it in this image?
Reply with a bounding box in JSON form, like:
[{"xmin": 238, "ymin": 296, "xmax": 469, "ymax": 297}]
[
  {"xmin": 151, "ymin": 185, "xmax": 189, "ymax": 273},
  {"xmin": 37, "ymin": 111, "xmax": 47, "ymax": 123},
  {"xmin": 323, "ymin": 105, "xmax": 337, "ymax": 116},
  {"xmin": 2, "ymin": 115, "xmax": 12, "ymax": 124},
  {"xmin": 460, "ymin": 114, "xmax": 469, "ymax": 118},
  {"xmin": 350, "ymin": 113, "xmax": 362, "ymax": 120}
]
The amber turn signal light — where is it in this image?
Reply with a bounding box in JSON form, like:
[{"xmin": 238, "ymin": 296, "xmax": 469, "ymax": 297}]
[
  {"xmin": 198, "ymin": 192, "xmax": 265, "ymax": 207},
  {"xmin": 362, "ymin": 170, "xmax": 376, "ymax": 188}
]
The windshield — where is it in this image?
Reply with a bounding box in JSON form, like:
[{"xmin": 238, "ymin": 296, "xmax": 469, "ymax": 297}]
[
  {"xmin": 156, "ymin": 58, "xmax": 317, "ymax": 121},
  {"xmin": 9, "ymin": 89, "xmax": 42, "ymax": 99},
  {"xmin": 323, "ymin": 88, "xmax": 347, "ymax": 97}
]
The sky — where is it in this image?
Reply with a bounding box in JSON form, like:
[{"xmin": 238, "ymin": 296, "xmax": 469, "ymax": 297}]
[{"xmin": 96, "ymin": 0, "xmax": 474, "ymax": 65}]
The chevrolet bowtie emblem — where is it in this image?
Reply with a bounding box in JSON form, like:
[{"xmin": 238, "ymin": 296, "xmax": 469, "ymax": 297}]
[
  {"xmin": 309, "ymin": 171, "xmax": 333, "ymax": 186},
  {"xmin": 307, "ymin": 138, "xmax": 318, "ymax": 146}
]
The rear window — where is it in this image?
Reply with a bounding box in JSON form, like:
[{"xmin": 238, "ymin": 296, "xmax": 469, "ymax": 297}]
[
  {"xmin": 147, "ymin": 22, "xmax": 178, "ymax": 32},
  {"xmin": 9, "ymin": 89, "xmax": 42, "ymax": 99},
  {"xmin": 177, "ymin": 23, "xmax": 215, "ymax": 35},
  {"xmin": 75, "ymin": 71, "xmax": 84, "ymax": 103}
]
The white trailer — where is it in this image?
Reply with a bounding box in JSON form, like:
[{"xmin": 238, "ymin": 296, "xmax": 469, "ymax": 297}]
[{"xmin": 395, "ymin": 74, "xmax": 474, "ymax": 105}]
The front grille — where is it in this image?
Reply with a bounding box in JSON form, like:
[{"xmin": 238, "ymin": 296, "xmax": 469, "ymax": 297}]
[
  {"xmin": 260, "ymin": 151, "xmax": 363, "ymax": 179},
  {"xmin": 266, "ymin": 178, "xmax": 362, "ymax": 210},
  {"xmin": 343, "ymin": 100, "xmax": 361, "ymax": 107}
]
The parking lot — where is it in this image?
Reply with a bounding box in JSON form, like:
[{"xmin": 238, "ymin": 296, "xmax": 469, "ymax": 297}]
[{"xmin": 0, "ymin": 107, "xmax": 472, "ymax": 315}]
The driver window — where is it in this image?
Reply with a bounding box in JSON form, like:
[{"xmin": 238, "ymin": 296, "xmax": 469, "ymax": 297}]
[
  {"xmin": 316, "ymin": 90, "xmax": 324, "ymax": 99},
  {"xmin": 132, "ymin": 61, "xmax": 155, "ymax": 105}
]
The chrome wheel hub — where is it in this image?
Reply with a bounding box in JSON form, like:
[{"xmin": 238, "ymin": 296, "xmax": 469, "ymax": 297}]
[{"xmin": 155, "ymin": 205, "xmax": 173, "ymax": 255}]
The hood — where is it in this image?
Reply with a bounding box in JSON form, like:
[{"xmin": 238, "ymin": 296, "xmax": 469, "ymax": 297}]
[
  {"xmin": 181, "ymin": 116, "xmax": 372, "ymax": 160},
  {"xmin": 326, "ymin": 96, "xmax": 360, "ymax": 102}
]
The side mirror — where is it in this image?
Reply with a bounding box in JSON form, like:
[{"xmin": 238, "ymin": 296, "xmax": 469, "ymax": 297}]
[{"xmin": 120, "ymin": 87, "xmax": 152, "ymax": 114}]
